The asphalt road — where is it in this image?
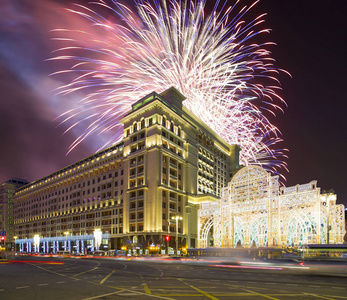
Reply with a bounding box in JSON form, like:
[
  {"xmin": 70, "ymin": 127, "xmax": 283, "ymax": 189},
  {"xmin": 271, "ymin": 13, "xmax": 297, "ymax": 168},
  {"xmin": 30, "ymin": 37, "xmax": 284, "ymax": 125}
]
[{"xmin": 1, "ymin": 255, "xmax": 347, "ymax": 299}]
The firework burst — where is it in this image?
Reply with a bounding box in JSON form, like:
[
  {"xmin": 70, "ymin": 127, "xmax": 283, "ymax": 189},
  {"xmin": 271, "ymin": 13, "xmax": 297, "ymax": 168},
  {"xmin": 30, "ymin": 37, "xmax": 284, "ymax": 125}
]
[{"xmin": 51, "ymin": 0, "xmax": 289, "ymax": 176}]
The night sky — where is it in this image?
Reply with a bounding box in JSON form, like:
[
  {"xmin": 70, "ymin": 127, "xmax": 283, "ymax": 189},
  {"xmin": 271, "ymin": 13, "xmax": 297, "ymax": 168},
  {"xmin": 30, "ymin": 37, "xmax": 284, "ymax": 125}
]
[{"xmin": 1, "ymin": 0, "xmax": 347, "ymax": 205}]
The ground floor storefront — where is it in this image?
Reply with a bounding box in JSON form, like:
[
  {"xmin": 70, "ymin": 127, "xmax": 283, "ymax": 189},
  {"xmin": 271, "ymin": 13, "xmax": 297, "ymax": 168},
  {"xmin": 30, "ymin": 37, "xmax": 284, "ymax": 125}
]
[{"xmin": 14, "ymin": 233, "xmax": 188, "ymax": 255}]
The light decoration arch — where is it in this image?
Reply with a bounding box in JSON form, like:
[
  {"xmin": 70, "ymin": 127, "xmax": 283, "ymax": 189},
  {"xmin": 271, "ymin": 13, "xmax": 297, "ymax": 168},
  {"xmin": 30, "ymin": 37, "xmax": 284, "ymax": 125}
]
[{"xmin": 198, "ymin": 166, "xmax": 345, "ymax": 249}]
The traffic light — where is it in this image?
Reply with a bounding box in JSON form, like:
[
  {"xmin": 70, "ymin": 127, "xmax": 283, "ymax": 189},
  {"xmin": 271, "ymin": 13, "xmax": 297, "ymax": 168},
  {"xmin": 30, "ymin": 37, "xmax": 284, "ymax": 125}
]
[
  {"xmin": 0, "ymin": 236, "xmax": 5, "ymax": 243},
  {"xmin": 165, "ymin": 236, "xmax": 170, "ymax": 242}
]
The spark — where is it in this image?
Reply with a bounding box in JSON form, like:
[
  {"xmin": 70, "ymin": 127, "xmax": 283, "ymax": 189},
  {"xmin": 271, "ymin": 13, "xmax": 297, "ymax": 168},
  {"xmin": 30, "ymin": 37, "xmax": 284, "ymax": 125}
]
[{"xmin": 51, "ymin": 0, "xmax": 288, "ymax": 175}]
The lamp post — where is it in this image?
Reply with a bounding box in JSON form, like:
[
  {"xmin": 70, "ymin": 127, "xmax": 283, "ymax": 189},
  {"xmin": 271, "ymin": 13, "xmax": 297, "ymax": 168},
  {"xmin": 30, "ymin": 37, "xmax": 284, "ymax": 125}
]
[
  {"xmin": 171, "ymin": 215, "xmax": 182, "ymax": 255},
  {"xmin": 13, "ymin": 236, "xmax": 17, "ymax": 252},
  {"xmin": 64, "ymin": 231, "xmax": 69, "ymax": 252},
  {"xmin": 166, "ymin": 220, "xmax": 171, "ymax": 254}
]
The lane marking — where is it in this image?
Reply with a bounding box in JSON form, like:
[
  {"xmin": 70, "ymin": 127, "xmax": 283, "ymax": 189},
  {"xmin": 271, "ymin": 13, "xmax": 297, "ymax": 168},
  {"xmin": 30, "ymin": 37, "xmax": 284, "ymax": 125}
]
[
  {"xmin": 99, "ymin": 270, "xmax": 115, "ymax": 285},
  {"xmin": 178, "ymin": 279, "xmax": 218, "ymax": 300},
  {"xmin": 38, "ymin": 283, "xmax": 49, "ymax": 286},
  {"xmin": 240, "ymin": 288, "xmax": 280, "ymax": 300},
  {"xmin": 304, "ymin": 293, "xmax": 335, "ymax": 300},
  {"xmin": 73, "ymin": 263, "xmax": 100, "ymax": 277},
  {"xmin": 16, "ymin": 286, "xmax": 30, "ymax": 289},
  {"xmin": 157, "ymin": 294, "xmax": 201, "ymax": 297},
  {"xmin": 57, "ymin": 281, "xmax": 66, "ymax": 284},
  {"xmin": 31, "ymin": 264, "xmax": 80, "ymax": 281},
  {"xmin": 139, "ymin": 274, "xmax": 152, "ymax": 294},
  {"xmin": 332, "ymin": 287, "xmax": 345, "ymax": 290},
  {"xmin": 81, "ymin": 287, "xmax": 173, "ymax": 300}
]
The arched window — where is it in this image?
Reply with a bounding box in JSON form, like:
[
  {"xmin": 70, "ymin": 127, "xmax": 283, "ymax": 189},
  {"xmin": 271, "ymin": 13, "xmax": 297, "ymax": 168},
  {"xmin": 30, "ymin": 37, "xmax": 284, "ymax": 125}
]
[
  {"xmin": 162, "ymin": 116, "xmax": 166, "ymax": 127},
  {"xmin": 133, "ymin": 123, "xmax": 137, "ymax": 132},
  {"xmin": 170, "ymin": 121, "xmax": 174, "ymax": 132},
  {"xmin": 177, "ymin": 127, "xmax": 181, "ymax": 137},
  {"xmin": 141, "ymin": 119, "xmax": 145, "ymax": 129}
]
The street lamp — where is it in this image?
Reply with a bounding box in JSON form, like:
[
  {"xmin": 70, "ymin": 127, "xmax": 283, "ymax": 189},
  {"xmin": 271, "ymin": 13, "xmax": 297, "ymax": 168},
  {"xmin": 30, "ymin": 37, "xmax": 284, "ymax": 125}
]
[
  {"xmin": 13, "ymin": 236, "xmax": 17, "ymax": 252},
  {"xmin": 64, "ymin": 231, "xmax": 69, "ymax": 252},
  {"xmin": 171, "ymin": 215, "xmax": 182, "ymax": 255}
]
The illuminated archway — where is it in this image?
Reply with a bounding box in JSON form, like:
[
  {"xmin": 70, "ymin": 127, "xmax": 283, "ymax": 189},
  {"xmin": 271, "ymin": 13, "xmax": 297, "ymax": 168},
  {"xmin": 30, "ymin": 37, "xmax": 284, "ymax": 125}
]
[{"xmin": 198, "ymin": 166, "xmax": 345, "ymax": 248}]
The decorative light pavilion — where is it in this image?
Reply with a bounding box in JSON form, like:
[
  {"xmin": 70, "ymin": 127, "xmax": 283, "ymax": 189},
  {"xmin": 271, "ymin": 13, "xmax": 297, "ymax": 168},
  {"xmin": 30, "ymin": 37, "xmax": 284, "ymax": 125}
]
[{"xmin": 198, "ymin": 166, "xmax": 345, "ymax": 248}]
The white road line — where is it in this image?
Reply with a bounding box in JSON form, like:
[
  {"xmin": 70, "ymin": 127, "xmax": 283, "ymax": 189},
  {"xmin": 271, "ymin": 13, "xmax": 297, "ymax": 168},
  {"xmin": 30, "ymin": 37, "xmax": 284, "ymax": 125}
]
[
  {"xmin": 286, "ymin": 284, "xmax": 298, "ymax": 286},
  {"xmin": 309, "ymin": 285, "xmax": 321, "ymax": 288},
  {"xmin": 0, "ymin": 289, "xmax": 5, "ymax": 292},
  {"xmin": 16, "ymin": 286, "xmax": 30, "ymax": 289},
  {"xmin": 38, "ymin": 283, "xmax": 49, "ymax": 286},
  {"xmin": 56, "ymin": 281, "xmax": 66, "ymax": 284},
  {"xmin": 265, "ymin": 283, "xmax": 276, "ymax": 285},
  {"xmin": 332, "ymin": 287, "xmax": 345, "ymax": 289}
]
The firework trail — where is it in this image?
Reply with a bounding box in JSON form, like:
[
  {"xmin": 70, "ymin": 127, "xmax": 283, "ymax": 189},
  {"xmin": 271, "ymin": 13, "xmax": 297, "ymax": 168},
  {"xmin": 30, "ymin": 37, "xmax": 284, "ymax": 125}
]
[{"xmin": 51, "ymin": 0, "xmax": 289, "ymax": 176}]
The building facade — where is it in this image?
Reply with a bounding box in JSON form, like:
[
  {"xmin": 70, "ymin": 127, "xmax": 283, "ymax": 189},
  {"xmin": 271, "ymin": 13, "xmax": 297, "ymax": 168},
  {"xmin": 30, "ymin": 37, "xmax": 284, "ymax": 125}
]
[
  {"xmin": 13, "ymin": 87, "xmax": 240, "ymax": 254},
  {"xmin": 0, "ymin": 178, "xmax": 29, "ymax": 247},
  {"xmin": 198, "ymin": 166, "xmax": 346, "ymax": 248}
]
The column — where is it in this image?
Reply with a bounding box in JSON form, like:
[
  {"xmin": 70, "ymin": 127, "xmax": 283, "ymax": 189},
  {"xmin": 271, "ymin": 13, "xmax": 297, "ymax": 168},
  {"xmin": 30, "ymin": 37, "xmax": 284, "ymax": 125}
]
[
  {"xmin": 81, "ymin": 240, "xmax": 84, "ymax": 254},
  {"xmin": 91, "ymin": 239, "xmax": 95, "ymax": 253}
]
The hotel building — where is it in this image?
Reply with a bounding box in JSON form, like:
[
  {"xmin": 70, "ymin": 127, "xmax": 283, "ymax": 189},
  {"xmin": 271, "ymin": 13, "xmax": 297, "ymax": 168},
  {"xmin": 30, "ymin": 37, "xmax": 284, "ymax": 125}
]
[{"xmin": 12, "ymin": 87, "xmax": 241, "ymax": 253}]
